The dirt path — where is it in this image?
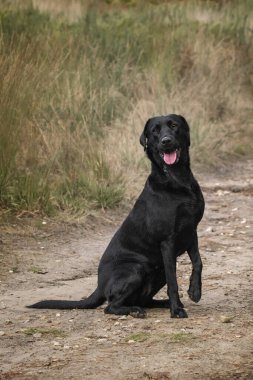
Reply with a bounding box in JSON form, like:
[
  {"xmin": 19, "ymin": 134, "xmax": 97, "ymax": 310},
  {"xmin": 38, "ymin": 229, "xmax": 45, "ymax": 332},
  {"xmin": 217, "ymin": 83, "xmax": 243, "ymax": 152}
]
[{"xmin": 0, "ymin": 159, "xmax": 253, "ymax": 380}]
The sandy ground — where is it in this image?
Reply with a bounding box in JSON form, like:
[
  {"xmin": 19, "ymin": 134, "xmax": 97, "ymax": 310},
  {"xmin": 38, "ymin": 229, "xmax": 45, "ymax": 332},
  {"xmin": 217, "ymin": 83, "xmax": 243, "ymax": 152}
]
[{"xmin": 0, "ymin": 159, "xmax": 253, "ymax": 380}]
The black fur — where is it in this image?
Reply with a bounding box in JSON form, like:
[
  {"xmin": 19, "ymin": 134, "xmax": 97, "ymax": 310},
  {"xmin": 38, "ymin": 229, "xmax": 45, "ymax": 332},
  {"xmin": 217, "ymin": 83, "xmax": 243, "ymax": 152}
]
[{"xmin": 28, "ymin": 114, "xmax": 204, "ymax": 318}]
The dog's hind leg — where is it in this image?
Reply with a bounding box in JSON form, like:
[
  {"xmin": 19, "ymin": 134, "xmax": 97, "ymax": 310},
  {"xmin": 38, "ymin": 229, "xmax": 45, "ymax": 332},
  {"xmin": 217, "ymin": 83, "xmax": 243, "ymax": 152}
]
[
  {"xmin": 104, "ymin": 303, "xmax": 146, "ymax": 318},
  {"xmin": 103, "ymin": 270, "xmax": 146, "ymax": 318},
  {"xmin": 137, "ymin": 269, "xmax": 184, "ymax": 309},
  {"xmin": 143, "ymin": 299, "xmax": 170, "ymax": 308}
]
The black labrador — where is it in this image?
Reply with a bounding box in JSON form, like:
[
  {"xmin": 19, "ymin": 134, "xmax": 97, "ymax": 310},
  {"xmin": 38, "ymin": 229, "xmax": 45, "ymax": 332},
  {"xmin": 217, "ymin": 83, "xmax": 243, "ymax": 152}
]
[{"xmin": 28, "ymin": 114, "xmax": 205, "ymax": 318}]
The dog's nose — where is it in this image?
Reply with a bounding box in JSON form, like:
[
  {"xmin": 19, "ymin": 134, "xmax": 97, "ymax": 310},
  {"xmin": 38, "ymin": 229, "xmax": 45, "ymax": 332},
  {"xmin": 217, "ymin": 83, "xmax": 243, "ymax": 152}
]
[{"xmin": 161, "ymin": 136, "xmax": 172, "ymax": 145}]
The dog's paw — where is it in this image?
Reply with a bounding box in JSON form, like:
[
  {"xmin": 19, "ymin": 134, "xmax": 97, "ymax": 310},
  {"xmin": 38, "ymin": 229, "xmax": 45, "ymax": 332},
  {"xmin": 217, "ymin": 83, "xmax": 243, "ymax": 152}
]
[
  {"xmin": 171, "ymin": 307, "xmax": 188, "ymax": 318},
  {"xmin": 129, "ymin": 307, "xmax": 146, "ymax": 318},
  {"xmin": 188, "ymin": 286, "xmax": 201, "ymax": 303}
]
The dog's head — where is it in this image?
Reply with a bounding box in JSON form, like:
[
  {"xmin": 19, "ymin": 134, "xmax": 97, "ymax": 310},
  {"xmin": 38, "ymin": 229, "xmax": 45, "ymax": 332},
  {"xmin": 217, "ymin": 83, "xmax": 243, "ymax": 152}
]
[{"xmin": 140, "ymin": 114, "xmax": 190, "ymax": 169}]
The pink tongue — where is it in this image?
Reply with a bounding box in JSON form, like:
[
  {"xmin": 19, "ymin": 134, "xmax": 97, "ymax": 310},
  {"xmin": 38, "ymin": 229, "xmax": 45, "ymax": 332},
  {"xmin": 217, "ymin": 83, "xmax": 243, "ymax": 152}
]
[{"xmin": 163, "ymin": 151, "xmax": 177, "ymax": 165}]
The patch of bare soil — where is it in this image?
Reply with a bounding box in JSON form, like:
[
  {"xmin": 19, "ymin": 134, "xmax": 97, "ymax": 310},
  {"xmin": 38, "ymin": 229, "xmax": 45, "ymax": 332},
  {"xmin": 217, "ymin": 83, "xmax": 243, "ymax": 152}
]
[{"xmin": 0, "ymin": 159, "xmax": 253, "ymax": 380}]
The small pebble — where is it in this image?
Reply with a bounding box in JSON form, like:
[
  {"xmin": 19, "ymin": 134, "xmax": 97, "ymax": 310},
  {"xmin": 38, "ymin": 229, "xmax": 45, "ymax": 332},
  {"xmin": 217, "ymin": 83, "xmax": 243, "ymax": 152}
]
[
  {"xmin": 33, "ymin": 333, "xmax": 42, "ymax": 338},
  {"xmin": 220, "ymin": 315, "xmax": 234, "ymax": 323}
]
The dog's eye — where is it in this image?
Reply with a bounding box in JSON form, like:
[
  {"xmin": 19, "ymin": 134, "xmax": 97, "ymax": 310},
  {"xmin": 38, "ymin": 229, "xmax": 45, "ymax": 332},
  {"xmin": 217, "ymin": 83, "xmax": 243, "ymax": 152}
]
[
  {"xmin": 152, "ymin": 125, "xmax": 160, "ymax": 134},
  {"xmin": 170, "ymin": 123, "xmax": 178, "ymax": 129}
]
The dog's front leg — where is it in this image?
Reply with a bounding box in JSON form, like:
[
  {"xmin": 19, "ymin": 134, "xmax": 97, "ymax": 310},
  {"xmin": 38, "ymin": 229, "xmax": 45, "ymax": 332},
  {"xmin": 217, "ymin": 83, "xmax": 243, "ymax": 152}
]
[
  {"xmin": 161, "ymin": 241, "xmax": 188, "ymax": 318},
  {"xmin": 187, "ymin": 231, "xmax": 202, "ymax": 303}
]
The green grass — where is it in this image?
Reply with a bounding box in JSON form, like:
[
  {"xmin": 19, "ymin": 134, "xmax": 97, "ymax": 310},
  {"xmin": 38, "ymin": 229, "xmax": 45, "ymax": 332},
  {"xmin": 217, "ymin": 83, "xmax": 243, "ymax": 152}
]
[
  {"xmin": 126, "ymin": 332, "xmax": 150, "ymax": 342},
  {"xmin": 28, "ymin": 266, "xmax": 46, "ymax": 274},
  {"xmin": 168, "ymin": 332, "xmax": 196, "ymax": 344},
  {"xmin": 0, "ymin": 0, "xmax": 252, "ymax": 215},
  {"xmin": 22, "ymin": 327, "xmax": 66, "ymax": 337},
  {"xmin": 125, "ymin": 331, "xmax": 196, "ymax": 344}
]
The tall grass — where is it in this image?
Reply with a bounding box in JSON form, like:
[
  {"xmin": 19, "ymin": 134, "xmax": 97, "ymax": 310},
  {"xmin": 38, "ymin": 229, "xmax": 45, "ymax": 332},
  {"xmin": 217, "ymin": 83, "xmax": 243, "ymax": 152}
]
[{"xmin": 0, "ymin": 0, "xmax": 252, "ymax": 214}]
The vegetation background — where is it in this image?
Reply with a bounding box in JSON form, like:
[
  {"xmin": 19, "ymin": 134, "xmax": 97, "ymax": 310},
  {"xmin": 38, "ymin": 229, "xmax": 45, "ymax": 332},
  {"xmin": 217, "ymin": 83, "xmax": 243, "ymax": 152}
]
[{"xmin": 0, "ymin": 0, "xmax": 252, "ymax": 216}]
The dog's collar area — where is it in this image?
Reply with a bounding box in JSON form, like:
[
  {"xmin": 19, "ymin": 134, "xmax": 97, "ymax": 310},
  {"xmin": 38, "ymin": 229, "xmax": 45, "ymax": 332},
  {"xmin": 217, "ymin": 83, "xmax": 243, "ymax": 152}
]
[{"xmin": 163, "ymin": 164, "xmax": 175, "ymax": 175}]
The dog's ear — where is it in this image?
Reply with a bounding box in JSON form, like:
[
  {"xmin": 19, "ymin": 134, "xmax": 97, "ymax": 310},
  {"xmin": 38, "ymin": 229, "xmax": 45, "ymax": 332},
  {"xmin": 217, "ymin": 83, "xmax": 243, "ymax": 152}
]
[
  {"xmin": 140, "ymin": 119, "xmax": 151, "ymax": 151},
  {"xmin": 178, "ymin": 115, "xmax": 190, "ymax": 147}
]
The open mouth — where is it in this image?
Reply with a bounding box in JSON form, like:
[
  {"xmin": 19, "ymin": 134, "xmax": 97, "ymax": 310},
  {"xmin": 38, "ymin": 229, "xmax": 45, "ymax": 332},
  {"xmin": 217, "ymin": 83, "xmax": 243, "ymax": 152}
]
[{"xmin": 160, "ymin": 149, "xmax": 180, "ymax": 165}]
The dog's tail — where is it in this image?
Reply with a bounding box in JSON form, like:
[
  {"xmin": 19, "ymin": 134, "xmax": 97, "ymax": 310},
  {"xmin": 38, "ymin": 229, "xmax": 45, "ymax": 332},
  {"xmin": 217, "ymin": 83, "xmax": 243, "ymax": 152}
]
[{"xmin": 26, "ymin": 287, "xmax": 105, "ymax": 310}]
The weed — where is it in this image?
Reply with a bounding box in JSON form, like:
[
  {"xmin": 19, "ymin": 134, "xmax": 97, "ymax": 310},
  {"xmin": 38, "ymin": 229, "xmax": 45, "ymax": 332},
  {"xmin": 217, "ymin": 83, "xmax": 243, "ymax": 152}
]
[
  {"xmin": 22, "ymin": 327, "xmax": 66, "ymax": 337},
  {"xmin": 125, "ymin": 331, "xmax": 196, "ymax": 344},
  {"xmin": 168, "ymin": 332, "xmax": 196, "ymax": 344},
  {"xmin": 28, "ymin": 266, "xmax": 47, "ymax": 274},
  {"xmin": 126, "ymin": 332, "xmax": 150, "ymax": 342}
]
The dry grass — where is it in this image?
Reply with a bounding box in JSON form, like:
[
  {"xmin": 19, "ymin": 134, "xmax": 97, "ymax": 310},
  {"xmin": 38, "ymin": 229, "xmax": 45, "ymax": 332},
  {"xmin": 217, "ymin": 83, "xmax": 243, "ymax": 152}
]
[
  {"xmin": 104, "ymin": 38, "xmax": 253, "ymax": 198},
  {"xmin": 0, "ymin": 0, "xmax": 252, "ymax": 214}
]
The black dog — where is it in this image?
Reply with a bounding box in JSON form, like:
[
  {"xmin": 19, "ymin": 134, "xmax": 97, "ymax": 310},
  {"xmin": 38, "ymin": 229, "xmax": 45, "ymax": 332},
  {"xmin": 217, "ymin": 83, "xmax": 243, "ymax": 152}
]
[{"xmin": 28, "ymin": 114, "xmax": 204, "ymax": 318}]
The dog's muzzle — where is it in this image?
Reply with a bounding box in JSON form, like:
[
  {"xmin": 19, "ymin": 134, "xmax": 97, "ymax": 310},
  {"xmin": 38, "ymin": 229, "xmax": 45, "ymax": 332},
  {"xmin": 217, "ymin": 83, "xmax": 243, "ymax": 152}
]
[{"xmin": 159, "ymin": 136, "xmax": 180, "ymax": 165}]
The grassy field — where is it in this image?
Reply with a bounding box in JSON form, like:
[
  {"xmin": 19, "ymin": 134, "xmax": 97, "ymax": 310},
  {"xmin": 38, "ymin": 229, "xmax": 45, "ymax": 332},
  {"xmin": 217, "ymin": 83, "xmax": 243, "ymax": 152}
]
[{"xmin": 0, "ymin": 0, "xmax": 252, "ymax": 216}]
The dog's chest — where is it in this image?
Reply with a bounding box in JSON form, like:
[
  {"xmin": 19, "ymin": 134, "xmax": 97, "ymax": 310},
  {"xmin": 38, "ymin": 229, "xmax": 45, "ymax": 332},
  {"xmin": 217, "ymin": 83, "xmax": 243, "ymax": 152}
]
[{"xmin": 147, "ymin": 190, "xmax": 202, "ymax": 240}]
